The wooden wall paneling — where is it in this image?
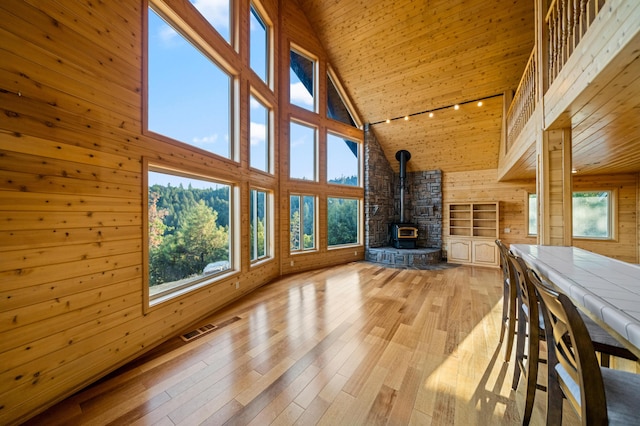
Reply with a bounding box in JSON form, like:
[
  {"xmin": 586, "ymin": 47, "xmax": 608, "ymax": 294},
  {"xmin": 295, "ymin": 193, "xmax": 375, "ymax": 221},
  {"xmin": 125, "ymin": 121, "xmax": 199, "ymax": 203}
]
[
  {"xmin": 0, "ymin": 0, "xmax": 282, "ymax": 422},
  {"xmin": 442, "ymin": 169, "xmax": 537, "ymax": 259}
]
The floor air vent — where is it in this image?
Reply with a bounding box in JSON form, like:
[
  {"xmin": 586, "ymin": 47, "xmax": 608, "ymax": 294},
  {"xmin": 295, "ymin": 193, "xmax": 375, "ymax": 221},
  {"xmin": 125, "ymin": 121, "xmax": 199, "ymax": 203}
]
[{"xmin": 180, "ymin": 316, "xmax": 242, "ymax": 342}]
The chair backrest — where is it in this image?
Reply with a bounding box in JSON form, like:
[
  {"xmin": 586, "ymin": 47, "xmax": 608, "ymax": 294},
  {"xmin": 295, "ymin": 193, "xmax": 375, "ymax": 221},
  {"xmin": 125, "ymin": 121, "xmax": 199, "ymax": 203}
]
[
  {"xmin": 528, "ymin": 269, "xmax": 608, "ymax": 424},
  {"xmin": 506, "ymin": 252, "xmax": 538, "ymax": 325},
  {"xmin": 495, "ymin": 239, "xmax": 511, "ymax": 284}
]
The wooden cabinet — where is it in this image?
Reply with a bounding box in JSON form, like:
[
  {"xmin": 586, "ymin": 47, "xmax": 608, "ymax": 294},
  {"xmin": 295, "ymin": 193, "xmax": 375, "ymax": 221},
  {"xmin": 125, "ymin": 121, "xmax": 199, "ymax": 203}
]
[{"xmin": 447, "ymin": 202, "xmax": 499, "ymax": 267}]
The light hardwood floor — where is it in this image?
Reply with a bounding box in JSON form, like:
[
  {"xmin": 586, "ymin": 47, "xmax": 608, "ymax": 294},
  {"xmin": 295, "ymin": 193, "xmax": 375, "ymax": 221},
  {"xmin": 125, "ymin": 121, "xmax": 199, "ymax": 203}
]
[{"xmin": 25, "ymin": 261, "xmax": 557, "ymax": 425}]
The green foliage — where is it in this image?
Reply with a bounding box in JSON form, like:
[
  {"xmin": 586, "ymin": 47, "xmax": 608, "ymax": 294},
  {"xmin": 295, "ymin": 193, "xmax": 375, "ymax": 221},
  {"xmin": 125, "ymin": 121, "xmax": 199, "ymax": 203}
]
[
  {"xmin": 148, "ymin": 185, "xmax": 229, "ymax": 287},
  {"xmin": 327, "ymin": 198, "xmax": 358, "ymax": 246}
]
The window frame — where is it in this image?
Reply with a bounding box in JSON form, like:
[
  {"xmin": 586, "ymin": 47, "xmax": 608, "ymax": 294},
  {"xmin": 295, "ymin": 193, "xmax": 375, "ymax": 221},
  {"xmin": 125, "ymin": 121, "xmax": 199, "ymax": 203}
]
[
  {"xmin": 326, "ymin": 131, "xmax": 362, "ymax": 187},
  {"xmin": 144, "ymin": 2, "xmax": 240, "ymax": 163},
  {"xmin": 289, "ymin": 119, "xmax": 318, "ymax": 182},
  {"xmin": 249, "ymin": 90, "xmax": 273, "ymax": 174},
  {"xmin": 143, "ymin": 159, "xmax": 238, "ymax": 312},
  {"xmin": 326, "ymin": 196, "xmax": 362, "ymax": 248},
  {"xmin": 249, "ymin": 2, "xmax": 272, "ymax": 87},
  {"xmin": 250, "ymin": 187, "xmax": 273, "ymax": 264},
  {"xmin": 290, "ymin": 193, "xmax": 317, "ymax": 253},
  {"xmin": 289, "ymin": 44, "xmax": 318, "ymax": 113},
  {"xmin": 326, "ymin": 66, "xmax": 362, "ymax": 128},
  {"xmin": 526, "ymin": 189, "xmax": 617, "ymax": 241}
]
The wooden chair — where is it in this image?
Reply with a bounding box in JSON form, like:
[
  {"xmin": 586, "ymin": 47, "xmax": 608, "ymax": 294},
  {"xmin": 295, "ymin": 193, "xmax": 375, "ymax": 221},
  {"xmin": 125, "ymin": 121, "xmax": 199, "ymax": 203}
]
[
  {"xmin": 495, "ymin": 239, "xmax": 517, "ymax": 362},
  {"xmin": 532, "ymin": 272, "xmax": 640, "ymax": 425},
  {"xmin": 511, "ymin": 256, "xmax": 638, "ymax": 425},
  {"xmin": 506, "ymin": 252, "xmax": 546, "ymax": 425}
]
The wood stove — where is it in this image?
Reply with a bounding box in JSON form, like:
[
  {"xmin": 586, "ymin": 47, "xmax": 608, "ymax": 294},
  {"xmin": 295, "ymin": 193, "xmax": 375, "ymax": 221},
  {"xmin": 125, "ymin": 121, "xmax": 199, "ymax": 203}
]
[
  {"xmin": 391, "ymin": 149, "xmax": 419, "ymax": 249},
  {"xmin": 391, "ymin": 223, "xmax": 418, "ymax": 249}
]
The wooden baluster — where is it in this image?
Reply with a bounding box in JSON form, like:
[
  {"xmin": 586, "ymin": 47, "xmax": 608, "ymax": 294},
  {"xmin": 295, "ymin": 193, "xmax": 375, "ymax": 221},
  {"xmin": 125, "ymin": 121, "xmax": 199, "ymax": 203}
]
[
  {"xmin": 572, "ymin": 0, "xmax": 579, "ymax": 51},
  {"xmin": 560, "ymin": 0, "xmax": 567, "ymax": 67},
  {"xmin": 580, "ymin": 0, "xmax": 588, "ymax": 38}
]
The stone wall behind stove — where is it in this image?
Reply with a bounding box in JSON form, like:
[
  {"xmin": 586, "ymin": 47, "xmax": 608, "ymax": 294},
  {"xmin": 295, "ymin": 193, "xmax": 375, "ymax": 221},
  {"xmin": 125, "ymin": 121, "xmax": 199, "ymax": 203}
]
[
  {"xmin": 399, "ymin": 170, "xmax": 442, "ymax": 248},
  {"xmin": 365, "ymin": 126, "xmax": 442, "ymax": 248}
]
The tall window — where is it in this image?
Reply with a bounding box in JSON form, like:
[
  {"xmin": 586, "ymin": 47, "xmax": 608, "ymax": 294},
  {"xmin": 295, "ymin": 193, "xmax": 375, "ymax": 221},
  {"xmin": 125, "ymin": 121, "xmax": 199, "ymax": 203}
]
[
  {"xmin": 290, "ymin": 195, "xmax": 315, "ymax": 251},
  {"xmin": 289, "ymin": 121, "xmax": 317, "ymax": 181},
  {"xmin": 250, "ymin": 94, "xmax": 270, "ymax": 173},
  {"xmin": 327, "ymin": 197, "xmax": 359, "ymax": 246},
  {"xmin": 190, "ymin": 0, "xmax": 231, "ymax": 44},
  {"xmin": 327, "ymin": 133, "xmax": 360, "ymax": 186},
  {"xmin": 250, "ymin": 189, "xmax": 270, "ymax": 261},
  {"xmin": 147, "ymin": 7, "xmax": 232, "ymax": 159},
  {"xmin": 147, "ymin": 166, "xmax": 232, "ymax": 304},
  {"xmin": 528, "ymin": 191, "xmax": 614, "ymax": 239},
  {"xmin": 290, "ymin": 48, "xmax": 315, "ymax": 111},
  {"xmin": 249, "ymin": 4, "xmax": 269, "ymax": 84}
]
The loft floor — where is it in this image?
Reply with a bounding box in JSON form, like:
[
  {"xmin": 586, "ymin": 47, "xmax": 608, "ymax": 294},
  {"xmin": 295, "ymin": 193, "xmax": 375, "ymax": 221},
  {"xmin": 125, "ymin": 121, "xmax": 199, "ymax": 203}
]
[{"xmin": 26, "ymin": 261, "xmax": 587, "ymax": 425}]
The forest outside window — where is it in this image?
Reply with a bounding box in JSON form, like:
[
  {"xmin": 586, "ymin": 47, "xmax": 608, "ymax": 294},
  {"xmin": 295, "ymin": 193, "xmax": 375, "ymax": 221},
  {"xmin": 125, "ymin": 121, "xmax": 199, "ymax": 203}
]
[
  {"xmin": 327, "ymin": 197, "xmax": 360, "ymax": 247},
  {"xmin": 147, "ymin": 6, "xmax": 232, "ymax": 159},
  {"xmin": 250, "ymin": 188, "xmax": 271, "ymax": 262},
  {"xmin": 290, "ymin": 195, "xmax": 316, "ymax": 252},
  {"xmin": 146, "ymin": 165, "xmax": 233, "ymax": 305}
]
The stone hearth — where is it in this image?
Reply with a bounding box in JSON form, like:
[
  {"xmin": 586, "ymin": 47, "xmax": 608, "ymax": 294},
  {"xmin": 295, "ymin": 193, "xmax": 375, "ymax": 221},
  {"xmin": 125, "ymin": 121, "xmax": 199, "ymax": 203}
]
[{"xmin": 366, "ymin": 247, "xmax": 442, "ymax": 269}]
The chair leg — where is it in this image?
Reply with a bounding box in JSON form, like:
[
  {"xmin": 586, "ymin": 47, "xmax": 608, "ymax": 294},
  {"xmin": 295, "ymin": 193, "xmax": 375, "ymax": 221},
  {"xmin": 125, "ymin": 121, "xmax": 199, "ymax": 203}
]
[
  {"xmin": 512, "ymin": 306, "xmax": 526, "ymax": 390},
  {"xmin": 499, "ymin": 283, "xmax": 509, "ymax": 343},
  {"xmin": 504, "ymin": 294, "xmax": 516, "ymax": 362},
  {"xmin": 522, "ymin": 337, "xmax": 539, "ymax": 425}
]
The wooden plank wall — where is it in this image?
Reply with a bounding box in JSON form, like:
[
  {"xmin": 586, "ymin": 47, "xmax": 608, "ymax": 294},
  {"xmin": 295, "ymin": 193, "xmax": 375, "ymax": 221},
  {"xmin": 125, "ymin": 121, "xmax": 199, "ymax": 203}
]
[
  {"xmin": 443, "ymin": 169, "xmax": 639, "ymax": 263},
  {"xmin": 0, "ymin": 0, "xmax": 366, "ymax": 422},
  {"xmin": 443, "ymin": 169, "xmax": 537, "ymax": 254}
]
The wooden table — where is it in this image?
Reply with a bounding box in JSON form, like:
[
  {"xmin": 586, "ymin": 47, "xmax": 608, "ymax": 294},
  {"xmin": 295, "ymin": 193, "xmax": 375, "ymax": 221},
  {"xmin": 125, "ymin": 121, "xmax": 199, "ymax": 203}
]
[{"xmin": 511, "ymin": 244, "xmax": 640, "ymax": 358}]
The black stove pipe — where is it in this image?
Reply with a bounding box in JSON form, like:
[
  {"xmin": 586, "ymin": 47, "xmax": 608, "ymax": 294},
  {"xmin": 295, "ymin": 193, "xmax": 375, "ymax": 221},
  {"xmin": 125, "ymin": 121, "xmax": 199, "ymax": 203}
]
[{"xmin": 395, "ymin": 150, "xmax": 411, "ymax": 223}]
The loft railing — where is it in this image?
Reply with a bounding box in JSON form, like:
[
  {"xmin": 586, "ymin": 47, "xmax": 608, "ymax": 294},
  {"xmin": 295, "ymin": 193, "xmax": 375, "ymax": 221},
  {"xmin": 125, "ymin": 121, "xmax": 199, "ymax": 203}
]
[
  {"xmin": 506, "ymin": 49, "xmax": 536, "ymax": 151},
  {"xmin": 546, "ymin": 0, "xmax": 607, "ymax": 85},
  {"xmin": 506, "ymin": 0, "xmax": 607, "ymax": 150}
]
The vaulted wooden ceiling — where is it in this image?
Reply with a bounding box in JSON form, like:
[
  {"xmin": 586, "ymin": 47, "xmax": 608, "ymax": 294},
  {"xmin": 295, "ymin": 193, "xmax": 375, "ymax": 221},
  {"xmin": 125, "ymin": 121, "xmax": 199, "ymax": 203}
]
[
  {"xmin": 296, "ymin": 0, "xmax": 535, "ymax": 174},
  {"xmin": 297, "ymin": 0, "xmax": 640, "ymax": 179}
]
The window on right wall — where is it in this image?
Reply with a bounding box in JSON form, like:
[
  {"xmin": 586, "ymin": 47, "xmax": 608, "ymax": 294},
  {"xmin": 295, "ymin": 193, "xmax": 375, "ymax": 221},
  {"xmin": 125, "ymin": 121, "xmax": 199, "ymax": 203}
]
[{"xmin": 528, "ymin": 190, "xmax": 615, "ymax": 239}]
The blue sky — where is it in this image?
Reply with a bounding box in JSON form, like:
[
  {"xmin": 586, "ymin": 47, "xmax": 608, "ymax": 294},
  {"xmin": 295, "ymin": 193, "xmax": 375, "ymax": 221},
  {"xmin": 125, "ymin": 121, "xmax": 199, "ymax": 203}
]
[{"xmin": 147, "ymin": 2, "xmax": 358, "ymax": 187}]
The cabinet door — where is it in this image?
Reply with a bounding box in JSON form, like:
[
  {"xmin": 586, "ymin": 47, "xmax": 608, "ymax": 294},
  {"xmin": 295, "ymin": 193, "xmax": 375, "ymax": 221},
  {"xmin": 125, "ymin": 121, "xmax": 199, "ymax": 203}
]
[
  {"xmin": 472, "ymin": 240, "xmax": 499, "ymax": 266},
  {"xmin": 449, "ymin": 239, "xmax": 471, "ymax": 263}
]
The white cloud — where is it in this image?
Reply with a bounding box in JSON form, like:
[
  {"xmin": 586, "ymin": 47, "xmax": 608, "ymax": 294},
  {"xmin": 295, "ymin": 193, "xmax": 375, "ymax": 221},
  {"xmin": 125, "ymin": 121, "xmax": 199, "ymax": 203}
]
[
  {"xmin": 290, "ymin": 82, "xmax": 313, "ymax": 106},
  {"xmin": 250, "ymin": 122, "xmax": 266, "ymax": 146},
  {"xmin": 192, "ymin": 134, "xmax": 219, "ymax": 146},
  {"xmin": 249, "ymin": 97, "xmax": 262, "ymax": 109},
  {"xmin": 192, "ymin": 0, "xmax": 229, "ymax": 30},
  {"xmin": 159, "ymin": 24, "xmax": 178, "ymax": 45}
]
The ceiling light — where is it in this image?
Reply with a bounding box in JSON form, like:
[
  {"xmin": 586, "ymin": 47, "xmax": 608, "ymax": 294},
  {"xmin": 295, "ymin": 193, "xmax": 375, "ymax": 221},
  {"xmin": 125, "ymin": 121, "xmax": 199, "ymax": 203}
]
[
  {"xmin": 572, "ymin": 169, "xmax": 578, "ymax": 174},
  {"xmin": 429, "ymin": 112, "xmax": 434, "ymax": 118},
  {"xmin": 477, "ymin": 101, "xmax": 483, "ymax": 107},
  {"xmin": 404, "ymin": 116, "xmax": 409, "ymax": 120},
  {"xmin": 386, "ymin": 119, "xmax": 390, "ymax": 123},
  {"xmin": 454, "ymin": 104, "xmax": 459, "ymax": 110}
]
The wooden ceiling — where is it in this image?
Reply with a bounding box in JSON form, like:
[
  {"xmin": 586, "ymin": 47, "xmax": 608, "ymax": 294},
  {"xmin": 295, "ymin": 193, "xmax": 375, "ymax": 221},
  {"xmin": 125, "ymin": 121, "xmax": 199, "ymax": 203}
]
[
  {"xmin": 296, "ymin": 0, "xmax": 535, "ymax": 173},
  {"xmin": 297, "ymin": 0, "xmax": 640, "ymax": 179}
]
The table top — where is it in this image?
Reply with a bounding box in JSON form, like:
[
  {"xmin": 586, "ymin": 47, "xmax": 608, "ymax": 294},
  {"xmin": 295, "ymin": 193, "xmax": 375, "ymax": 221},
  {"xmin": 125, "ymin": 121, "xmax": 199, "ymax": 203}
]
[{"xmin": 510, "ymin": 244, "xmax": 640, "ymax": 357}]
